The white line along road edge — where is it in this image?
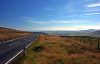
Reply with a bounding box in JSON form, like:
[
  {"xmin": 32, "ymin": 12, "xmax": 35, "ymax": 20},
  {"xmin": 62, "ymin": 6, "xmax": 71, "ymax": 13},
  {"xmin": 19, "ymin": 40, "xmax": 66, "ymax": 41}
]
[
  {"xmin": 5, "ymin": 35, "xmax": 39, "ymax": 64},
  {"xmin": 5, "ymin": 50, "xmax": 23, "ymax": 64}
]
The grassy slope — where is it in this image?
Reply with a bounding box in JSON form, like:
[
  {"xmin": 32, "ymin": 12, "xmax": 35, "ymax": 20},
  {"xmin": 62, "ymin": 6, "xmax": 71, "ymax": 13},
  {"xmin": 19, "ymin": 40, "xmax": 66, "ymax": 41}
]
[
  {"xmin": 0, "ymin": 27, "xmax": 32, "ymax": 41},
  {"xmin": 14, "ymin": 35, "xmax": 100, "ymax": 64},
  {"xmin": 62, "ymin": 36, "xmax": 100, "ymax": 50}
]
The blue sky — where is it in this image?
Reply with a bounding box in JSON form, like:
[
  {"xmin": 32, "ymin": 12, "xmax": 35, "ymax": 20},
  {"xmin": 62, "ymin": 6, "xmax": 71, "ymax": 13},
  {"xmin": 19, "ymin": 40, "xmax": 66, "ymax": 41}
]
[{"xmin": 0, "ymin": 0, "xmax": 100, "ymax": 31}]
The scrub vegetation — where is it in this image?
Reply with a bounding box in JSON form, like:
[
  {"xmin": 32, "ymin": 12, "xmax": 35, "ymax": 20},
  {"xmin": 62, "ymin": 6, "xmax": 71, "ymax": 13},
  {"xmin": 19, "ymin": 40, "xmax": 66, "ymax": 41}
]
[
  {"xmin": 14, "ymin": 34, "xmax": 100, "ymax": 64},
  {"xmin": 0, "ymin": 27, "xmax": 32, "ymax": 41}
]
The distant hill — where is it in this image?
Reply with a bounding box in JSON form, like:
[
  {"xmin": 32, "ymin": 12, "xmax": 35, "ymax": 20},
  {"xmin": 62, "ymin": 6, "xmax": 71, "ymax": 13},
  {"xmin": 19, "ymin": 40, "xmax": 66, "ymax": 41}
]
[
  {"xmin": 44, "ymin": 29, "xmax": 100, "ymax": 37},
  {"xmin": 93, "ymin": 30, "xmax": 100, "ymax": 35},
  {"xmin": 0, "ymin": 27, "xmax": 32, "ymax": 41},
  {"xmin": 90, "ymin": 30, "xmax": 100, "ymax": 37},
  {"xmin": 80, "ymin": 29, "xmax": 97, "ymax": 32}
]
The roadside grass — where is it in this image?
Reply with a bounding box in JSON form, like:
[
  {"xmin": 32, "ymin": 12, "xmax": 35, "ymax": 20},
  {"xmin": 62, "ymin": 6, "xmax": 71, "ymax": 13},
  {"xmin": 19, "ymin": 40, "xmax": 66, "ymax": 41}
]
[
  {"xmin": 14, "ymin": 35, "xmax": 100, "ymax": 64},
  {"xmin": 66, "ymin": 56, "xmax": 99, "ymax": 64},
  {"xmin": 64, "ymin": 36, "xmax": 100, "ymax": 50}
]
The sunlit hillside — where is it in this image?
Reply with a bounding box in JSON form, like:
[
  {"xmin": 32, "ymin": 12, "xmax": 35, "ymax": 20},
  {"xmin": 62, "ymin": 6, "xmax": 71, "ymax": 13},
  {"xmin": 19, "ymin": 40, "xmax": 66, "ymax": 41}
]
[{"xmin": 0, "ymin": 27, "xmax": 32, "ymax": 41}]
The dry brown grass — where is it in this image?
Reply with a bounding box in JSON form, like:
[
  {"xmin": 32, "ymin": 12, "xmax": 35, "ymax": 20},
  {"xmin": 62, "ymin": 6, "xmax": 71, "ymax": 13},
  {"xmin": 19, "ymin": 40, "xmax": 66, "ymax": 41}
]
[
  {"xmin": 15, "ymin": 34, "xmax": 100, "ymax": 64},
  {"xmin": 0, "ymin": 27, "xmax": 32, "ymax": 41}
]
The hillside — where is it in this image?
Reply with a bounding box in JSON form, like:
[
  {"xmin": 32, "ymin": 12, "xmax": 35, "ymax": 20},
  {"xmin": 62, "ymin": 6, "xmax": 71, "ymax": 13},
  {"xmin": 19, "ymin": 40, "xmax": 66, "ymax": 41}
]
[
  {"xmin": 90, "ymin": 30, "xmax": 100, "ymax": 37},
  {"xmin": 44, "ymin": 29, "xmax": 100, "ymax": 37},
  {"xmin": 95, "ymin": 30, "xmax": 100, "ymax": 34},
  {"xmin": 14, "ymin": 34, "xmax": 100, "ymax": 64},
  {"xmin": 0, "ymin": 27, "xmax": 32, "ymax": 41},
  {"xmin": 44, "ymin": 31, "xmax": 90, "ymax": 36}
]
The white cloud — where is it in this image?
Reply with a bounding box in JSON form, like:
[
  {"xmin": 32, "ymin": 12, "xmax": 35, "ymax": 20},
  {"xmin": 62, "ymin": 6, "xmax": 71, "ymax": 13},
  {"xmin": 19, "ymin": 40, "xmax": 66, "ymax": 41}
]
[
  {"xmin": 32, "ymin": 25, "xmax": 100, "ymax": 31},
  {"xmin": 27, "ymin": 20, "xmax": 91, "ymax": 24},
  {"xmin": 24, "ymin": 19, "xmax": 100, "ymax": 31},
  {"xmin": 28, "ymin": 21, "xmax": 47, "ymax": 24},
  {"xmin": 50, "ymin": 20, "xmax": 90, "ymax": 23},
  {"xmin": 84, "ymin": 13, "xmax": 100, "ymax": 15},
  {"xmin": 87, "ymin": 3, "xmax": 100, "ymax": 7}
]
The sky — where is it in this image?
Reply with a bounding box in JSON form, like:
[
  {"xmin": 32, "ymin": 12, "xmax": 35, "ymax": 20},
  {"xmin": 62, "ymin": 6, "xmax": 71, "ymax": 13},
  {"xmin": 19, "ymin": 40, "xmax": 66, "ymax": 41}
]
[{"xmin": 0, "ymin": 0, "xmax": 100, "ymax": 31}]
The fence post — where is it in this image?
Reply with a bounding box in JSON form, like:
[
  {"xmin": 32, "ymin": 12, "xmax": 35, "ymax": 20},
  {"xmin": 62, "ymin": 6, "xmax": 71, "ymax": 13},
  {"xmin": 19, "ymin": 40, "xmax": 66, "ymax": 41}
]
[
  {"xmin": 97, "ymin": 38, "xmax": 100, "ymax": 50},
  {"xmin": 23, "ymin": 45, "xmax": 26, "ymax": 56}
]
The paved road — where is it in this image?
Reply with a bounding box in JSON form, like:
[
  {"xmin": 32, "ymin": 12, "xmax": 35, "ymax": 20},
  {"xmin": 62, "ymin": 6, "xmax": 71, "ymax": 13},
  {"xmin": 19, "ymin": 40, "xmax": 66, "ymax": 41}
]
[{"xmin": 0, "ymin": 32, "xmax": 39, "ymax": 64}]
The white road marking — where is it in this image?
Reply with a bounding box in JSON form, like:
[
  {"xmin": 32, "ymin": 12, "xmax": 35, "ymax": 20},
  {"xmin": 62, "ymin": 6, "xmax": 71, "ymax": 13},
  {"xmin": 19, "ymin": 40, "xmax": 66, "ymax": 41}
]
[
  {"xmin": 4, "ymin": 35, "xmax": 39, "ymax": 64},
  {"xmin": 25, "ymin": 35, "xmax": 39, "ymax": 48},
  {"xmin": 5, "ymin": 50, "xmax": 23, "ymax": 64},
  {"xmin": 25, "ymin": 38, "xmax": 37, "ymax": 48}
]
